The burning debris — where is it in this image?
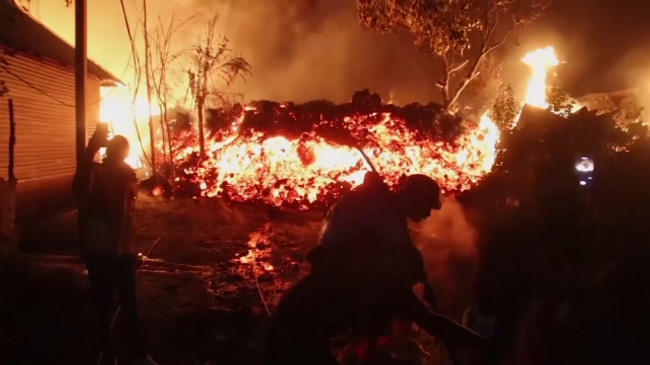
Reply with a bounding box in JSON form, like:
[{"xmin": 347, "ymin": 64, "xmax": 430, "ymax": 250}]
[{"xmin": 169, "ymin": 89, "xmax": 499, "ymax": 210}]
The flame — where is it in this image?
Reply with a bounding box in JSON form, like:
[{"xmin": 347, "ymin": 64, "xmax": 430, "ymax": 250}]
[
  {"xmin": 239, "ymin": 222, "xmax": 274, "ymax": 271},
  {"xmin": 505, "ymin": 46, "xmax": 562, "ymax": 127},
  {"xmin": 170, "ymin": 110, "xmax": 499, "ymax": 208},
  {"xmin": 521, "ymin": 46, "xmax": 559, "ymax": 109},
  {"xmin": 99, "ymin": 85, "xmax": 161, "ymax": 169},
  {"xmin": 165, "ymin": 47, "xmax": 563, "ymax": 208}
]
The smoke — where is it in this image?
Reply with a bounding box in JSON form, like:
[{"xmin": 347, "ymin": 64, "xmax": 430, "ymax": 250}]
[
  {"xmin": 185, "ymin": 0, "xmax": 436, "ymax": 104},
  {"xmin": 411, "ymin": 196, "xmax": 479, "ymax": 315}
]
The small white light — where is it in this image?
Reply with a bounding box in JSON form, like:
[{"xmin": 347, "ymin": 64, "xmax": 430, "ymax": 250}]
[
  {"xmin": 579, "ymin": 181, "xmax": 587, "ymax": 186},
  {"xmin": 575, "ymin": 158, "xmax": 594, "ymax": 172}
]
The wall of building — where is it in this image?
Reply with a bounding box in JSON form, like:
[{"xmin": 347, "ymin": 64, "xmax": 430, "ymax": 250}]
[{"xmin": 0, "ymin": 50, "xmax": 101, "ymax": 220}]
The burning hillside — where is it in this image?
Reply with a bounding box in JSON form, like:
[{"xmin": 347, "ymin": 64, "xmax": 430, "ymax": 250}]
[{"xmin": 169, "ymin": 91, "xmax": 499, "ymax": 210}]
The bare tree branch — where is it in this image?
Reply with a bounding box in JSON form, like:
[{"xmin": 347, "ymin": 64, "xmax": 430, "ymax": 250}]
[
  {"xmin": 358, "ymin": 0, "xmax": 552, "ymax": 115},
  {"xmin": 186, "ymin": 12, "xmax": 251, "ymax": 157}
]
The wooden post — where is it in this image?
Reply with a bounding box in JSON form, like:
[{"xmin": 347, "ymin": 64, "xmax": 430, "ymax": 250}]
[
  {"xmin": 74, "ymin": 0, "xmax": 87, "ymax": 167},
  {"xmin": 1, "ymin": 98, "xmax": 17, "ymax": 256},
  {"xmin": 8, "ymin": 98, "xmax": 15, "ymax": 181}
]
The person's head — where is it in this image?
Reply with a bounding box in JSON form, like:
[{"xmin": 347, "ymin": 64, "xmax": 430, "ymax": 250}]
[
  {"xmin": 105, "ymin": 135, "xmax": 130, "ymax": 163},
  {"xmin": 395, "ymin": 174, "xmax": 442, "ymax": 222},
  {"xmin": 362, "ymin": 171, "xmax": 383, "ymax": 186}
]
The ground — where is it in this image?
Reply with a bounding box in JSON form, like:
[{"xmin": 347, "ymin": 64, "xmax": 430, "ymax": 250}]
[{"xmin": 1, "ymin": 195, "xmax": 460, "ymax": 365}]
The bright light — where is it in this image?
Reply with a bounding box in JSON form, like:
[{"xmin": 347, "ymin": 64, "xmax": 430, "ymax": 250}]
[
  {"xmin": 575, "ymin": 157, "xmax": 594, "ymax": 173},
  {"xmin": 99, "ymin": 86, "xmax": 161, "ymax": 169},
  {"xmin": 521, "ymin": 46, "xmax": 559, "ymax": 109}
]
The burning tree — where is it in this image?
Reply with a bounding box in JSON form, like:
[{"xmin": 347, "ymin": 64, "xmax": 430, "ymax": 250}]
[
  {"xmin": 357, "ymin": 0, "xmax": 550, "ymax": 114},
  {"xmin": 187, "ymin": 13, "xmax": 251, "ymax": 158}
]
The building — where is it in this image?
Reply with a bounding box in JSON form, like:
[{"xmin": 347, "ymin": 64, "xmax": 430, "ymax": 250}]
[{"xmin": 0, "ymin": 1, "xmax": 121, "ymax": 220}]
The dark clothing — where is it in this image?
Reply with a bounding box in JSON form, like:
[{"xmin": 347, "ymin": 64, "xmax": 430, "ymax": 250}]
[
  {"xmin": 308, "ymin": 180, "xmax": 426, "ymax": 287},
  {"xmin": 269, "ymin": 177, "xmax": 486, "ymax": 364},
  {"xmin": 262, "ymin": 272, "xmax": 482, "ymax": 365},
  {"xmin": 74, "ymin": 158, "xmax": 138, "ymax": 256},
  {"xmin": 85, "ymin": 253, "xmax": 147, "ymax": 362}
]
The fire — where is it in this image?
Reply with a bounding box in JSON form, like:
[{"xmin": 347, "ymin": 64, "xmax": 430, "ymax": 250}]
[
  {"xmin": 503, "ymin": 46, "xmax": 561, "ymax": 127},
  {"xmin": 521, "ymin": 46, "xmax": 559, "ymax": 109},
  {"xmin": 99, "ymin": 85, "xmax": 161, "ymax": 169},
  {"xmin": 172, "ymin": 108, "xmax": 499, "ymax": 208},
  {"xmin": 239, "ymin": 222, "xmax": 274, "ymax": 272},
  {"xmin": 166, "ymin": 47, "xmax": 561, "ymax": 209}
]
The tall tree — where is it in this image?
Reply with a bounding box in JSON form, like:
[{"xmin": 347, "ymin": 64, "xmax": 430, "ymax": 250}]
[
  {"xmin": 187, "ymin": 13, "xmax": 251, "ymax": 158},
  {"xmin": 357, "ymin": 0, "xmax": 550, "ymax": 114}
]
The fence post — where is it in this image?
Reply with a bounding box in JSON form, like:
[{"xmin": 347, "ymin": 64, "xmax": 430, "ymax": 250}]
[{"xmin": 1, "ymin": 98, "xmax": 18, "ymax": 257}]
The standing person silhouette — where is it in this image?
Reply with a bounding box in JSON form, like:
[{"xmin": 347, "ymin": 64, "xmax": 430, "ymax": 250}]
[{"xmin": 73, "ymin": 126, "xmax": 158, "ymax": 365}]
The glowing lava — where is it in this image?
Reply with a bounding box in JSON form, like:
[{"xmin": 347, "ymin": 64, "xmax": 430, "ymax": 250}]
[
  {"xmin": 167, "ymin": 47, "xmax": 562, "ymax": 208},
  {"xmin": 170, "ymin": 109, "xmax": 499, "ymax": 208}
]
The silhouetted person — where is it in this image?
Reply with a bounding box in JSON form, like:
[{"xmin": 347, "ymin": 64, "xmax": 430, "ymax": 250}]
[
  {"xmin": 73, "ymin": 129, "xmax": 158, "ymax": 365},
  {"xmin": 262, "ymin": 173, "xmax": 488, "ymax": 364}
]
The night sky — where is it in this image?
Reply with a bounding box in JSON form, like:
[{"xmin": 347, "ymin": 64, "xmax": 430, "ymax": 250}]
[{"xmin": 534, "ymin": 0, "xmax": 650, "ymax": 95}]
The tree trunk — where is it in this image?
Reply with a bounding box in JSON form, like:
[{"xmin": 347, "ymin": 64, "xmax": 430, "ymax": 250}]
[
  {"xmin": 163, "ymin": 106, "xmax": 174, "ymax": 177},
  {"xmin": 198, "ymin": 99, "xmax": 205, "ymax": 158},
  {"xmin": 143, "ymin": 0, "xmax": 156, "ymax": 172}
]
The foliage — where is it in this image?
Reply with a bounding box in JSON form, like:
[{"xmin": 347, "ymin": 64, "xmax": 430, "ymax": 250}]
[
  {"xmin": 546, "ymin": 84, "xmax": 574, "ymax": 117},
  {"xmin": 491, "ymin": 83, "xmax": 518, "ymax": 130},
  {"xmin": 357, "ymin": 0, "xmax": 550, "ymax": 113},
  {"xmin": 471, "ymin": 108, "xmax": 648, "ymax": 210},
  {"xmin": 187, "ymin": 13, "xmax": 251, "ymax": 157},
  {"xmin": 461, "ymin": 106, "xmax": 650, "ymax": 359}
]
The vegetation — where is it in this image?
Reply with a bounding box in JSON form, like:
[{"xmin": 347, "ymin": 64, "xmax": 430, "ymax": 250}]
[
  {"xmin": 491, "ymin": 83, "xmax": 518, "ymax": 130},
  {"xmin": 546, "ymin": 84, "xmax": 574, "ymax": 117},
  {"xmin": 357, "ymin": 0, "xmax": 550, "ymax": 114},
  {"xmin": 460, "ymin": 106, "xmax": 650, "ymax": 361},
  {"xmin": 186, "ymin": 13, "xmax": 251, "ymax": 158},
  {"xmin": 147, "ymin": 14, "xmax": 196, "ymax": 175}
]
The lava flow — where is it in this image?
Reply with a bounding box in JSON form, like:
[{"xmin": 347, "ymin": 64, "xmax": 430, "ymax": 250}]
[
  {"xmin": 171, "ymin": 104, "xmax": 498, "ymax": 209},
  {"xmin": 160, "ymin": 47, "xmax": 560, "ymax": 209}
]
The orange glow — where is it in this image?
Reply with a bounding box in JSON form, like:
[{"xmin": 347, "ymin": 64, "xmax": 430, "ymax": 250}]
[
  {"xmin": 99, "ymin": 86, "xmax": 161, "ymax": 169},
  {"xmin": 521, "ymin": 46, "xmax": 559, "ymax": 109},
  {"xmin": 170, "ymin": 109, "xmax": 499, "ymax": 208}
]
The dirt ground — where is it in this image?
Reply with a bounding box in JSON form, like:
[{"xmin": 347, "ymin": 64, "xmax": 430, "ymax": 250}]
[{"xmin": 1, "ymin": 195, "xmax": 458, "ymax": 365}]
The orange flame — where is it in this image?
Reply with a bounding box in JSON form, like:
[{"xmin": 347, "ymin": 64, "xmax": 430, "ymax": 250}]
[
  {"xmin": 170, "ymin": 111, "xmax": 499, "ymax": 208},
  {"xmin": 99, "ymin": 85, "xmax": 160, "ymax": 169},
  {"xmin": 521, "ymin": 46, "xmax": 559, "ymax": 109},
  {"xmin": 167, "ymin": 47, "xmax": 566, "ymax": 207}
]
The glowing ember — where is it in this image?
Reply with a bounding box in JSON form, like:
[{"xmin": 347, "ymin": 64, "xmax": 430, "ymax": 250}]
[{"xmin": 239, "ymin": 223, "xmax": 274, "ymax": 272}]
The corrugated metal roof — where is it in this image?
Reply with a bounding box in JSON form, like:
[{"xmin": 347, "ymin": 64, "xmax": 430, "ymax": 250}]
[{"xmin": 0, "ymin": 0, "xmax": 122, "ymax": 83}]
